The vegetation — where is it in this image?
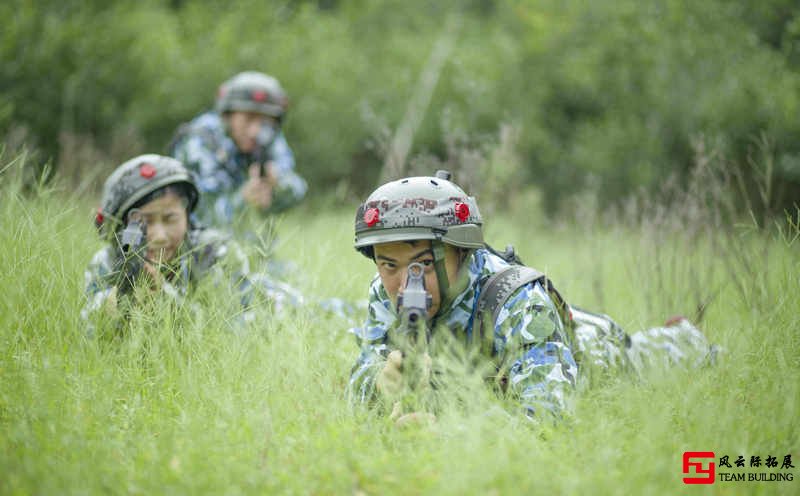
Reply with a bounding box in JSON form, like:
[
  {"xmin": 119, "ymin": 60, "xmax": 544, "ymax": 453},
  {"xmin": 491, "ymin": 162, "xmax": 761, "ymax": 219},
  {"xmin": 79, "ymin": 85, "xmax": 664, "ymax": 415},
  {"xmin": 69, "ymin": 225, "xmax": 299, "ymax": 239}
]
[
  {"xmin": 2, "ymin": 0, "xmax": 798, "ymax": 214},
  {"xmin": 1, "ymin": 149, "xmax": 797, "ymax": 493}
]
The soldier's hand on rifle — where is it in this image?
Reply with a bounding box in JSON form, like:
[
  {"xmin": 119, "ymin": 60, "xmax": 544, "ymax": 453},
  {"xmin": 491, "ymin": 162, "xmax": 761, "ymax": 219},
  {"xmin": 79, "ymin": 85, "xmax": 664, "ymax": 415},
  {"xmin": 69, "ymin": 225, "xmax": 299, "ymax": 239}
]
[
  {"xmin": 390, "ymin": 405, "xmax": 436, "ymax": 428},
  {"xmin": 242, "ymin": 163, "xmax": 275, "ymax": 209},
  {"xmin": 111, "ymin": 250, "xmax": 143, "ymax": 296},
  {"xmin": 376, "ymin": 349, "xmax": 404, "ymax": 398},
  {"xmin": 387, "ymin": 350, "xmax": 436, "ymax": 428},
  {"xmin": 142, "ymin": 261, "xmax": 166, "ymax": 293},
  {"xmin": 103, "ymin": 286, "xmax": 121, "ymax": 318}
]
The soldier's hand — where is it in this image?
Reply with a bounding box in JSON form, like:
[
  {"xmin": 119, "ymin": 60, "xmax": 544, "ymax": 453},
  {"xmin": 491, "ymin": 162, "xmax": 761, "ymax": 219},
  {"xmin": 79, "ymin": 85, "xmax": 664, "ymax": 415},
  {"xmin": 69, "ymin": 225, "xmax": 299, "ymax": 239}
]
[
  {"xmin": 104, "ymin": 286, "xmax": 121, "ymax": 317},
  {"xmin": 389, "ymin": 401, "xmax": 436, "ymax": 428},
  {"xmin": 419, "ymin": 352, "xmax": 432, "ymax": 391},
  {"xmin": 262, "ymin": 161, "xmax": 278, "ymax": 187},
  {"xmin": 376, "ymin": 350, "xmax": 404, "ymax": 398},
  {"xmin": 142, "ymin": 261, "xmax": 165, "ymax": 292},
  {"xmin": 242, "ymin": 164, "xmax": 273, "ymax": 209},
  {"xmin": 395, "ymin": 411, "xmax": 437, "ymax": 428},
  {"xmin": 111, "ymin": 252, "xmax": 143, "ymax": 296}
]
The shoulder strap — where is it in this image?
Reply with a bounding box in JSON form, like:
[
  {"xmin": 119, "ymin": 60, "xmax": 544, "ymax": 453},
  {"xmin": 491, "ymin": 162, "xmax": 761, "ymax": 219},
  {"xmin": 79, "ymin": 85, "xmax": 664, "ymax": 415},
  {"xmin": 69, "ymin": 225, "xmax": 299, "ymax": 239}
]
[{"xmin": 474, "ymin": 265, "xmax": 570, "ymax": 356}]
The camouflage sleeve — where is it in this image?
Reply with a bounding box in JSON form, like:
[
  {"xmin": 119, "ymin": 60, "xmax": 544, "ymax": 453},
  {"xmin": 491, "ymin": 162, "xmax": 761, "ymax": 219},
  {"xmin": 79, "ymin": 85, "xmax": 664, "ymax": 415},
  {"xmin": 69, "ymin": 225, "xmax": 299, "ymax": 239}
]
[
  {"xmin": 494, "ymin": 281, "xmax": 578, "ymax": 417},
  {"xmin": 571, "ymin": 308, "xmax": 717, "ymax": 377},
  {"xmin": 347, "ymin": 275, "xmax": 394, "ymax": 405},
  {"xmin": 173, "ymin": 132, "xmax": 244, "ymax": 225},
  {"xmin": 81, "ymin": 246, "xmax": 117, "ymax": 325},
  {"xmin": 202, "ymin": 232, "xmax": 306, "ymax": 315},
  {"xmin": 625, "ymin": 318, "xmax": 716, "ymax": 372},
  {"xmin": 81, "ymin": 246, "xmax": 188, "ymax": 334},
  {"xmin": 265, "ymin": 132, "xmax": 307, "ymax": 213},
  {"xmin": 190, "ymin": 230, "xmax": 255, "ymax": 313}
]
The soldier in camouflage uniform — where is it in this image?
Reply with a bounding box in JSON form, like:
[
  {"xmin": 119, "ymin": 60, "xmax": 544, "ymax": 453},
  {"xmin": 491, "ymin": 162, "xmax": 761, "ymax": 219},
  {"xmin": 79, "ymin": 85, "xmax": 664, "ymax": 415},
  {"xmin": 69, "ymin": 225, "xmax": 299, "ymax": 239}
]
[
  {"xmin": 170, "ymin": 71, "xmax": 307, "ymax": 228},
  {"xmin": 347, "ymin": 171, "xmax": 716, "ymax": 422},
  {"xmin": 82, "ymin": 154, "xmax": 303, "ymax": 334}
]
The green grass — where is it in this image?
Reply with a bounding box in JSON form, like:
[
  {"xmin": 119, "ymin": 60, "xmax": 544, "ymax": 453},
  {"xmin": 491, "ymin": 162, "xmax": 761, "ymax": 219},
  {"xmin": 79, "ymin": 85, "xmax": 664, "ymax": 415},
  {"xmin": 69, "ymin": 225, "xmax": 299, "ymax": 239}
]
[{"xmin": 1, "ymin": 175, "xmax": 798, "ymax": 495}]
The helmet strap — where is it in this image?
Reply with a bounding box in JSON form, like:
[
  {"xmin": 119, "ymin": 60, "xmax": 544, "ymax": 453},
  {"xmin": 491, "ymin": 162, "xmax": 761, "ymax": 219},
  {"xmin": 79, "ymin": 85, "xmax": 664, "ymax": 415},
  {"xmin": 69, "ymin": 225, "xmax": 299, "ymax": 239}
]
[{"xmin": 432, "ymin": 237, "xmax": 450, "ymax": 313}]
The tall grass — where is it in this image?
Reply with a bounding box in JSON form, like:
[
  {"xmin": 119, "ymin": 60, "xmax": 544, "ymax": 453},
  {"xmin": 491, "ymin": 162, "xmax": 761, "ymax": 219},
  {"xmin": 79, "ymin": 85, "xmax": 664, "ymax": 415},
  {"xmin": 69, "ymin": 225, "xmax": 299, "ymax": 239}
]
[{"xmin": 0, "ymin": 152, "xmax": 797, "ymax": 495}]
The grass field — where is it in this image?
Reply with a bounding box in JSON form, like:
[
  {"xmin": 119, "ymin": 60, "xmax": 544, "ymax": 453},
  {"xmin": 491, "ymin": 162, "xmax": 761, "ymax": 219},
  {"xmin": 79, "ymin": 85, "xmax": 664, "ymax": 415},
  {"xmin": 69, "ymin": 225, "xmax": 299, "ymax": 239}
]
[{"xmin": 1, "ymin": 166, "xmax": 798, "ymax": 495}]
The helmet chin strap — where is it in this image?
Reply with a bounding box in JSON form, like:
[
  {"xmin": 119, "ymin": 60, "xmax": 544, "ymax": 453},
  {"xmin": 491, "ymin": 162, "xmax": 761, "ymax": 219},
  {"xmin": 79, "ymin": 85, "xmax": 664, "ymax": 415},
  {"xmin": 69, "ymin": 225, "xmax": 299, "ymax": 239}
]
[{"xmin": 431, "ymin": 237, "xmax": 450, "ymax": 321}]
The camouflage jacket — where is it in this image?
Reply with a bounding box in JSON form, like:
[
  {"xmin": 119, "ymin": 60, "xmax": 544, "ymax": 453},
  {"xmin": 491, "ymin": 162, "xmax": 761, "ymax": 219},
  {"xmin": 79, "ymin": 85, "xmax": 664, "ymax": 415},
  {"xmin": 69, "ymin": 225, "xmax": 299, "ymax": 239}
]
[
  {"xmin": 81, "ymin": 227, "xmax": 308, "ymax": 332},
  {"xmin": 348, "ymin": 248, "xmax": 579, "ymax": 415},
  {"xmin": 348, "ymin": 248, "xmax": 715, "ymax": 416},
  {"xmin": 170, "ymin": 111, "xmax": 308, "ymax": 227},
  {"xmin": 82, "ymin": 227, "xmax": 252, "ymax": 325}
]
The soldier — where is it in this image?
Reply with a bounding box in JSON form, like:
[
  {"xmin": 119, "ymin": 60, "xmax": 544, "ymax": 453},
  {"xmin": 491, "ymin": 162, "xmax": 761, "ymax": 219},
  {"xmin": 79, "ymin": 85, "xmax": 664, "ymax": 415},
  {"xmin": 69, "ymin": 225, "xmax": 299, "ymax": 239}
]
[
  {"xmin": 347, "ymin": 171, "xmax": 716, "ymax": 423},
  {"xmin": 170, "ymin": 71, "xmax": 307, "ymax": 228},
  {"xmin": 82, "ymin": 154, "xmax": 302, "ymax": 334}
]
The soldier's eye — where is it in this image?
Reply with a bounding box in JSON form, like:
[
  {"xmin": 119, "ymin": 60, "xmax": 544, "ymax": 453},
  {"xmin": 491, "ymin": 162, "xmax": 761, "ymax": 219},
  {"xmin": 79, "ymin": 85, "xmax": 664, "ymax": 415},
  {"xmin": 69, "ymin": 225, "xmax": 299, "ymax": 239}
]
[{"xmin": 420, "ymin": 259, "xmax": 434, "ymax": 267}]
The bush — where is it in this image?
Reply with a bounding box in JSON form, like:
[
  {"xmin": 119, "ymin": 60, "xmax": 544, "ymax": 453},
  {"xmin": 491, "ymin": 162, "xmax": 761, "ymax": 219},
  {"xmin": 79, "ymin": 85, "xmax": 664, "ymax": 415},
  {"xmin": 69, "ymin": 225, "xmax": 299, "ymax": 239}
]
[{"xmin": 2, "ymin": 0, "xmax": 798, "ymax": 216}]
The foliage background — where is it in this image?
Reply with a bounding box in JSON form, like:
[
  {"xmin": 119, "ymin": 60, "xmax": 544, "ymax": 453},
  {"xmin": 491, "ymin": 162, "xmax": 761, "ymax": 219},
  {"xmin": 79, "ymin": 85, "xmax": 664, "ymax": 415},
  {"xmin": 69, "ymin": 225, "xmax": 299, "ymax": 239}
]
[{"xmin": 2, "ymin": 0, "xmax": 799, "ymax": 214}]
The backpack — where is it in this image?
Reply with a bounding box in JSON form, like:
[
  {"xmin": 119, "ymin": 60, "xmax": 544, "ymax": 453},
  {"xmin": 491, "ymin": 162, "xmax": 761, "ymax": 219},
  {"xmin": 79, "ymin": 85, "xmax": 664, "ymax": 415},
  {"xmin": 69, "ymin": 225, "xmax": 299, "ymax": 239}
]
[
  {"xmin": 474, "ymin": 244, "xmax": 630, "ymax": 365},
  {"xmin": 473, "ymin": 244, "xmax": 572, "ymax": 357}
]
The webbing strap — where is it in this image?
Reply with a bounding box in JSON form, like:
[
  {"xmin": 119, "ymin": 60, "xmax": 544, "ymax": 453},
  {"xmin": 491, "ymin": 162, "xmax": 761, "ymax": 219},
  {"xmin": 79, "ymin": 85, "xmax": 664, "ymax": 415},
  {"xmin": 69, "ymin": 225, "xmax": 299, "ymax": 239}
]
[
  {"xmin": 474, "ymin": 265, "xmax": 570, "ymax": 357},
  {"xmin": 431, "ymin": 238, "xmax": 449, "ymax": 306}
]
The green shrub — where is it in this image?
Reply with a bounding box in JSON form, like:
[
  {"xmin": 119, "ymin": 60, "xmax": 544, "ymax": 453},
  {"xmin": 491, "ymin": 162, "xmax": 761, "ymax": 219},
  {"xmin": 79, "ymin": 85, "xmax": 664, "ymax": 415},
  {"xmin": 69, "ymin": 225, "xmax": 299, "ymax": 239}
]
[{"xmin": 2, "ymin": 0, "xmax": 798, "ymax": 215}]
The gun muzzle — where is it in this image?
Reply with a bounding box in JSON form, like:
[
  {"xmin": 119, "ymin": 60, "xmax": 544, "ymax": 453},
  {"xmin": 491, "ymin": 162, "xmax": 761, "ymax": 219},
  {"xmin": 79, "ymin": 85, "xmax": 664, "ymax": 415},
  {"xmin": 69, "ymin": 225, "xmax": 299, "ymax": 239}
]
[
  {"xmin": 396, "ymin": 262, "xmax": 433, "ymax": 341},
  {"xmin": 255, "ymin": 124, "xmax": 277, "ymax": 177},
  {"xmin": 119, "ymin": 209, "xmax": 145, "ymax": 254}
]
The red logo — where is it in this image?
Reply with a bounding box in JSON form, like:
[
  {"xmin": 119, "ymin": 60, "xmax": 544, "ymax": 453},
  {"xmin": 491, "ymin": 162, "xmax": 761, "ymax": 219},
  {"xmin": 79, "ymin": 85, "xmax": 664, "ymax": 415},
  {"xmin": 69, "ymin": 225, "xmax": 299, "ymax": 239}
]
[
  {"xmin": 252, "ymin": 90, "xmax": 268, "ymax": 102},
  {"xmin": 364, "ymin": 207, "xmax": 380, "ymax": 227},
  {"xmin": 139, "ymin": 163, "xmax": 156, "ymax": 179},
  {"xmin": 454, "ymin": 202, "xmax": 470, "ymax": 222},
  {"xmin": 683, "ymin": 451, "xmax": 715, "ymax": 484}
]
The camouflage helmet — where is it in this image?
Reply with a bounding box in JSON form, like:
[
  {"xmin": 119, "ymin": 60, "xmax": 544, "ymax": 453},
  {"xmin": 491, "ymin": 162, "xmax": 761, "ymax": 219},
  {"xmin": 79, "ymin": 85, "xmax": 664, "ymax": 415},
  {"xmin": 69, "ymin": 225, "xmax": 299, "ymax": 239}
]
[
  {"xmin": 95, "ymin": 154, "xmax": 198, "ymax": 239},
  {"xmin": 215, "ymin": 71, "xmax": 289, "ymax": 120},
  {"xmin": 354, "ymin": 170, "xmax": 484, "ymax": 257}
]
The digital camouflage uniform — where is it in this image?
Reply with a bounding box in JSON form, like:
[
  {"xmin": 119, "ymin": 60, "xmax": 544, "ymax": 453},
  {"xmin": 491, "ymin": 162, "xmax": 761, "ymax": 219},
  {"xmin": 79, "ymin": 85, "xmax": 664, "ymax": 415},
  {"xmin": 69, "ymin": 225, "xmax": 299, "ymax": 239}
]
[
  {"xmin": 347, "ymin": 172, "xmax": 714, "ymax": 417},
  {"xmin": 82, "ymin": 226, "xmax": 304, "ymax": 329},
  {"xmin": 82, "ymin": 154, "xmax": 304, "ymax": 334},
  {"xmin": 171, "ymin": 112, "xmax": 307, "ymax": 226},
  {"xmin": 170, "ymin": 71, "xmax": 307, "ymax": 228}
]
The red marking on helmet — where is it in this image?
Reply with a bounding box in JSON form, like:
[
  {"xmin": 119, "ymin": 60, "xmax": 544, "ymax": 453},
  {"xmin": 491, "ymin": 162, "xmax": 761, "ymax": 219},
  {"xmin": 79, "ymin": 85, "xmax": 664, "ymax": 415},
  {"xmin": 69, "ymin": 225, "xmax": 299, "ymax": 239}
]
[
  {"xmin": 95, "ymin": 207, "xmax": 104, "ymax": 226},
  {"xmin": 664, "ymin": 315, "xmax": 687, "ymax": 327},
  {"xmin": 454, "ymin": 202, "xmax": 470, "ymax": 221},
  {"xmin": 252, "ymin": 90, "xmax": 267, "ymax": 102},
  {"xmin": 364, "ymin": 207, "xmax": 380, "ymax": 227},
  {"xmin": 139, "ymin": 163, "xmax": 156, "ymax": 179}
]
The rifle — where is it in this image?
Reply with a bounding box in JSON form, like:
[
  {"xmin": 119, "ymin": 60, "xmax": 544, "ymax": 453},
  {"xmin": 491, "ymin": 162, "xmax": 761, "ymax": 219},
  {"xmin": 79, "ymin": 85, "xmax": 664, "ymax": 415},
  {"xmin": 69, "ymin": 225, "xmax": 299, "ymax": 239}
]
[
  {"xmin": 111, "ymin": 209, "xmax": 147, "ymax": 295},
  {"xmin": 391, "ymin": 263, "xmax": 434, "ymax": 394},
  {"xmin": 253, "ymin": 123, "xmax": 278, "ymax": 178},
  {"xmin": 396, "ymin": 262, "xmax": 432, "ymax": 345}
]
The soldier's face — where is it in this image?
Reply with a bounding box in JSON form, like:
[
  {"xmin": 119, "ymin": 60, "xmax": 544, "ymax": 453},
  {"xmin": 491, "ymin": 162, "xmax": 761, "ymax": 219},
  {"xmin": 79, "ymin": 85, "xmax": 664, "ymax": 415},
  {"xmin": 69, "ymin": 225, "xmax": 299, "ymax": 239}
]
[
  {"xmin": 226, "ymin": 111, "xmax": 277, "ymax": 154},
  {"xmin": 138, "ymin": 191, "xmax": 188, "ymax": 263},
  {"xmin": 374, "ymin": 240, "xmax": 462, "ymax": 319}
]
